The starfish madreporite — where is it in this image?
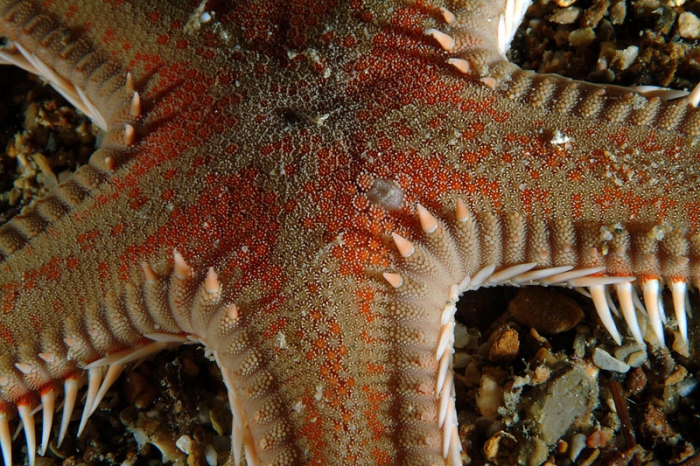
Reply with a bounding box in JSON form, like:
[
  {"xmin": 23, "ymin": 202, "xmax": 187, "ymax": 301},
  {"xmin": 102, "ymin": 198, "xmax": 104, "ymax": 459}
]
[{"xmin": 0, "ymin": 0, "xmax": 699, "ymax": 464}]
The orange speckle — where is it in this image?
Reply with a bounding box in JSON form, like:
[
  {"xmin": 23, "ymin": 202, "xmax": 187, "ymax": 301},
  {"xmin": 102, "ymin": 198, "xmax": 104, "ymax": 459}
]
[{"xmin": 147, "ymin": 10, "xmax": 161, "ymax": 22}]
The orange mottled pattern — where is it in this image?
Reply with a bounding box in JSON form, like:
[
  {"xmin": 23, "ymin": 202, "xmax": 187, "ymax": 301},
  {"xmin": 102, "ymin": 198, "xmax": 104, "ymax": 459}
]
[{"xmin": 0, "ymin": 0, "xmax": 698, "ymax": 464}]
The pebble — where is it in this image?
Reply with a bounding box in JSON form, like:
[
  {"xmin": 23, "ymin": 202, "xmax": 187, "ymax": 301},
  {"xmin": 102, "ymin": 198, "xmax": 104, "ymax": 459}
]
[
  {"xmin": 569, "ymin": 27, "xmax": 597, "ymax": 47},
  {"xmin": 592, "ymin": 347, "xmax": 630, "ymax": 373},
  {"xmin": 489, "ymin": 327, "xmax": 520, "ymax": 363},
  {"xmin": 607, "ymin": 45, "xmax": 639, "ymax": 71},
  {"xmin": 678, "ymin": 12, "xmax": 700, "ymax": 39},
  {"xmin": 633, "ymin": 0, "xmax": 661, "ymax": 16},
  {"xmin": 483, "ymin": 430, "xmax": 517, "ymax": 462},
  {"xmin": 529, "ymin": 438, "xmax": 550, "ymax": 465},
  {"xmin": 581, "ymin": 0, "xmax": 610, "ymax": 28},
  {"xmin": 129, "ymin": 423, "xmax": 186, "ymax": 463},
  {"xmin": 120, "ymin": 405, "xmax": 138, "ymax": 425},
  {"xmin": 586, "ymin": 429, "xmax": 607, "ymax": 448},
  {"xmin": 573, "ymin": 331, "xmax": 587, "ymax": 358},
  {"xmin": 549, "ymin": 7, "xmax": 581, "ymax": 24},
  {"xmin": 625, "ymin": 350, "xmax": 647, "ymax": 368},
  {"xmin": 464, "ymin": 358, "xmax": 482, "ymax": 387},
  {"xmin": 523, "ymin": 361, "xmax": 598, "ymax": 445},
  {"xmin": 508, "ymin": 288, "xmax": 583, "ymax": 334},
  {"xmin": 176, "ymin": 435, "xmax": 193, "ymax": 454},
  {"xmin": 134, "ymin": 386, "xmax": 159, "ymax": 409},
  {"xmin": 553, "ymin": 0, "xmax": 577, "ymax": 7},
  {"xmin": 453, "ymin": 322, "xmax": 469, "ymax": 348},
  {"xmin": 664, "ymin": 365, "xmax": 688, "ymax": 386},
  {"xmin": 609, "ymin": 0, "xmax": 626, "ymax": 24},
  {"xmin": 204, "ymin": 444, "xmax": 218, "ymax": 466},
  {"xmin": 534, "ymin": 347, "xmax": 558, "ymax": 366},
  {"xmin": 476, "ymin": 375, "xmax": 503, "ymax": 417},
  {"xmin": 556, "ymin": 439, "xmax": 568, "ymax": 455},
  {"xmin": 614, "ymin": 342, "xmax": 647, "ymax": 367},
  {"xmin": 453, "ymin": 351, "xmax": 470, "ymax": 369},
  {"xmin": 625, "ymin": 367, "xmax": 647, "ymax": 395},
  {"xmin": 527, "ymin": 327, "xmax": 552, "ymax": 349},
  {"xmin": 678, "ymin": 378, "xmax": 698, "ymax": 397},
  {"xmin": 569, "ymin": 433, "xmax": 587, "ymax": 461}
]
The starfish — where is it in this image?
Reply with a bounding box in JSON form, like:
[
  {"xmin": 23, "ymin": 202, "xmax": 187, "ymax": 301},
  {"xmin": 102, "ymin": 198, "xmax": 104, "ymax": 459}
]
[{"xmin": 0, "ymin": 0, "xmax": 699, "ymax": 465}]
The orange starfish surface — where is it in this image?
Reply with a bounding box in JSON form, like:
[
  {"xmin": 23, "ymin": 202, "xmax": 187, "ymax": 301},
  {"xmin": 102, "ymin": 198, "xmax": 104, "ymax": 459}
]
[{"xmin": 0, "ymin": 0, "xmax": 699, "ymax": 465}]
